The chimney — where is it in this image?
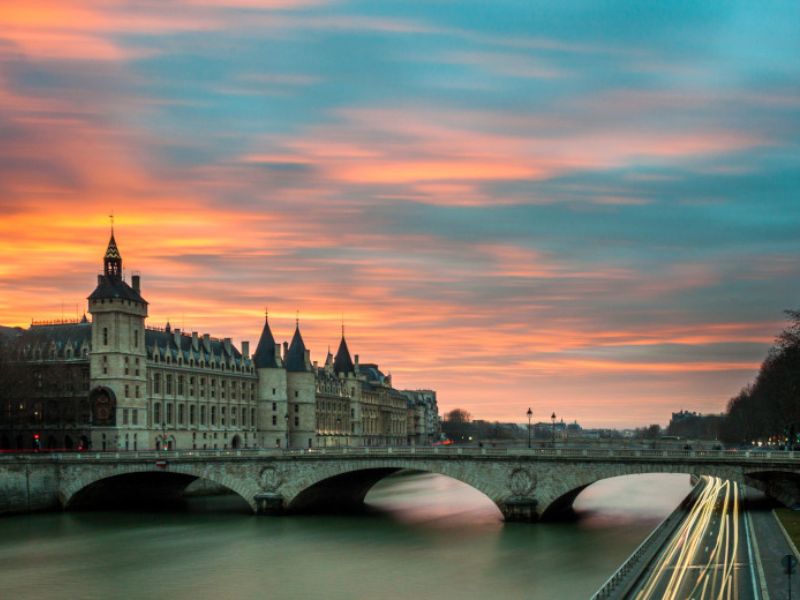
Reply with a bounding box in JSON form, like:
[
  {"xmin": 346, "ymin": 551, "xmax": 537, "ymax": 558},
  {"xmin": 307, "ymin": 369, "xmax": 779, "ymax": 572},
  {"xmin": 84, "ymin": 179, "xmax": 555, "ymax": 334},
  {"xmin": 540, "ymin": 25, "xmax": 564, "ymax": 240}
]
[
  {"xmin": 132, "ymin": 274, "xmax": 140, "ymax": 292},
  {"xmin": 223, "ymin": 337, "xmax": 232, "ymax": 355},
  {"xmin": 354, "ymin": 354, "xmax": 359, "ymax": 374},
  {"xmin": 275, "ymin": 344, "xmax": 282, "ymax": 364},
  {"xmin": 304, "ymin": 349, "xmax": 311, "ymax": 369},
  {"xmin": 283, "ymin": 341, "xmax": 289, "ymax": 357},
  {"xmin": 242, "ymin": 341, "xmax": 250, "ymax": 359},
  {"xmin": 192, "ymin": 331, "xmax": 199, "ymax": 350},
  {"xmin": 203, "ymin": 333, "xmax": 211, "ymax": 352},
  {"xmin": 97, "ymin": 274, "xmax": 103, "ymax": 286},
  {"xmin": 174, "ymin": 328, "xmax": 181, "ymax": 348}
]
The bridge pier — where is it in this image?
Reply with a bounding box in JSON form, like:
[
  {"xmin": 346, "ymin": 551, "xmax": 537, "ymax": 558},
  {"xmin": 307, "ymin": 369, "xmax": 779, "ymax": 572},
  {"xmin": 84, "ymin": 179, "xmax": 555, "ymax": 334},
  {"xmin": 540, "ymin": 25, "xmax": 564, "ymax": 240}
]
[
  {"xmin": 500, "ymin": 498, "xmax": 540, "ymax": 523},
  {"xmin": 254, "ymin": 492, "xmax": 286, "ymax": 516}
]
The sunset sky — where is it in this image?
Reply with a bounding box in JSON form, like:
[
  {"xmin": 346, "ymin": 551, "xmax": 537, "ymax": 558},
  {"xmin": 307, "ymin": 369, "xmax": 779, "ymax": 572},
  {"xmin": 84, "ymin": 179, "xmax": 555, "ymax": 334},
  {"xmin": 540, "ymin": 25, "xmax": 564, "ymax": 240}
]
[{"xmin": 1, "ymin": 2, "xmax": 799, "ymax": 427}]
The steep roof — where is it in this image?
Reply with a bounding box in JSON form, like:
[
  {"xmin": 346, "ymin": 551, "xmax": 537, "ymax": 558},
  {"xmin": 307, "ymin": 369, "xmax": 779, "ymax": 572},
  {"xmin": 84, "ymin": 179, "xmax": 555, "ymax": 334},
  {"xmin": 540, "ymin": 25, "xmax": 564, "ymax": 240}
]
[
  {"xmin": 285, "ymin": 324, "xmax": 309, "ymax": 372},
  {"xmin": 145, "ymin": 329, "xmax": 251, "ymax": 368},
  {"xmin": 253, "ymin": 315, "xmax": 281, "ymax": 369},
  {"xmin": 14, "ymin": 322, "xmax": 92, "ymax": 359},
  {"xmin": 88, "ymin": 275, "xmax": 147, "ymax": 304},
  {"xmin": 333, "ymin": 335, "xmax": 354, "ymax": 375}
]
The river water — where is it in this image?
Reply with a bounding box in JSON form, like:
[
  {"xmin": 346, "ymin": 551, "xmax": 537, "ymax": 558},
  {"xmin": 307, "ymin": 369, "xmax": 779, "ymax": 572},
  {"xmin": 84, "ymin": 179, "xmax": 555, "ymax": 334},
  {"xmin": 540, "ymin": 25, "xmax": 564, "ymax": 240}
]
[{"xmin": 0, "ymin": 472, "xmax": 691, "ymax": 600}]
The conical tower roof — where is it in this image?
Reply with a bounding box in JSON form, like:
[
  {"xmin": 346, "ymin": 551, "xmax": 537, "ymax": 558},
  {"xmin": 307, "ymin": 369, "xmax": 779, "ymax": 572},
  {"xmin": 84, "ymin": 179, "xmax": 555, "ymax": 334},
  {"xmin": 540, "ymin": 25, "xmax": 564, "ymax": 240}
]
[
  {"xmin": 285, "ymin": 321, "xmax": 309, "ymax": 372},
  {"xmin": 333, "ymin": 333, "xmax": 354, "ymax": 375},
  {"xmin": 253, "ymin": 311, "xmax": 281, "ymax": 368}
]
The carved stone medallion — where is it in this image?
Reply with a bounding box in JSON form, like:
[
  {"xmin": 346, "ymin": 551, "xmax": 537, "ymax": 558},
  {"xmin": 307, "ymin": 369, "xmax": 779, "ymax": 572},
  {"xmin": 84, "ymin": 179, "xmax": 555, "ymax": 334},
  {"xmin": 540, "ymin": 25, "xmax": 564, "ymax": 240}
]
[
  {"xmin": 509, "ymin": 468, "xmax": 536, "ymax": 497},
  {"xmin": 259, "ymin": 466, "xmax": 283, "ymax": 492}
]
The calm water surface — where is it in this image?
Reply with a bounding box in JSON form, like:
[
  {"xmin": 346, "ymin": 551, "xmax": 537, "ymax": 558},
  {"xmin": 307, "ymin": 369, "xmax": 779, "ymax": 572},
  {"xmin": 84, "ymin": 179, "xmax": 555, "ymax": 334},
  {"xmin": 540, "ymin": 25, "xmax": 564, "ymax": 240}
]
[{"xmin": 0, "ymin": 472, "xmax": 691, "ymax": 600}]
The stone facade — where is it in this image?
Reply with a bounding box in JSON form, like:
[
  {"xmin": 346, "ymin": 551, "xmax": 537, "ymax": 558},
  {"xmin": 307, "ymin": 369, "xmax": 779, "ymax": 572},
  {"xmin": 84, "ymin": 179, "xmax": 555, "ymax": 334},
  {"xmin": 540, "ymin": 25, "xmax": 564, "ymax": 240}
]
[{"xmin": 0, "ymin": 232, "xmax": 438, "ymax": 451}]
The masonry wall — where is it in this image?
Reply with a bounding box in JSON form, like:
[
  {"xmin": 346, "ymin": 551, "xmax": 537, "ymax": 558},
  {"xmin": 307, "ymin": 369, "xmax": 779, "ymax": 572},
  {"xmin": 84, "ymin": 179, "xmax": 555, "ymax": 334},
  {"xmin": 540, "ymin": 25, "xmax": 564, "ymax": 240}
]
[{"xmin": 0, "ymin": 462, "xmax": 60, "ymax": 515}]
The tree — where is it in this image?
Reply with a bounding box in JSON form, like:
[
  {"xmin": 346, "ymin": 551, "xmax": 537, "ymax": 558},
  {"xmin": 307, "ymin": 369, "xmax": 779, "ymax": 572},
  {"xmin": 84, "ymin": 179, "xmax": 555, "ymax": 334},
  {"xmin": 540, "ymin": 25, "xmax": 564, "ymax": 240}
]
[
  {"xmin": 721, "ymin": 310, "xmax": 800, "ymax": 444},
  {"xmin": 445, "ymin": 408, "xmax": 472, "ymax": 424}
]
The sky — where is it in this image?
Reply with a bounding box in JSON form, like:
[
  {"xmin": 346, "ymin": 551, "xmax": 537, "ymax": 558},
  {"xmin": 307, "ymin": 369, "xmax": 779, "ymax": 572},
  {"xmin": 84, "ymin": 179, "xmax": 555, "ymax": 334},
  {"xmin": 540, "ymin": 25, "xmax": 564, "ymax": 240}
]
[{"xmin": 1, "ymin": 1, "xmax": 799, "ymax": 428}]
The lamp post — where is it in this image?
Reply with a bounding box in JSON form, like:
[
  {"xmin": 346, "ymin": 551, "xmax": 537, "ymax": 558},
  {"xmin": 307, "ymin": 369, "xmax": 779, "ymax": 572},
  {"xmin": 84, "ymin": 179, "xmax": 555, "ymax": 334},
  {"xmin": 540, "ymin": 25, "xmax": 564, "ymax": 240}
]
[
  {"xmin": 551, "ymin": 412, "xmax": 557, "ymax": 447},
  {"xmin": 527, "ymin": 407, "xmax": 533, "ymax": 449}
]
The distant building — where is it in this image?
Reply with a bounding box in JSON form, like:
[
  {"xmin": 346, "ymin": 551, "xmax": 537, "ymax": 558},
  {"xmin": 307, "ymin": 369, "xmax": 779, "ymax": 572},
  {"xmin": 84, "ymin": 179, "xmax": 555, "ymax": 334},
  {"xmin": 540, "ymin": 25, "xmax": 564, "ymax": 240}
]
[
  {"xmin": 0, "ymin": 231, "xmax": 437, "ymax": 451},
  {"xmin": 667, "ymin": 410, "xmax": 722, "ymax": 440}
]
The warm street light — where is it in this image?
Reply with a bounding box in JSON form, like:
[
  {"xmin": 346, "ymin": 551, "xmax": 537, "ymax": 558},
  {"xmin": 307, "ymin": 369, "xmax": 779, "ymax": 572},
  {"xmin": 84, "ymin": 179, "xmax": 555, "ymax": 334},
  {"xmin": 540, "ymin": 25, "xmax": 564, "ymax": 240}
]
[
  {"xmin": 527, "ymin": 407, "xmax": 533, "ymax": 449},
  {"xmin": 551, "ymin": 412, "xmax": 557, "ymax": 446}
]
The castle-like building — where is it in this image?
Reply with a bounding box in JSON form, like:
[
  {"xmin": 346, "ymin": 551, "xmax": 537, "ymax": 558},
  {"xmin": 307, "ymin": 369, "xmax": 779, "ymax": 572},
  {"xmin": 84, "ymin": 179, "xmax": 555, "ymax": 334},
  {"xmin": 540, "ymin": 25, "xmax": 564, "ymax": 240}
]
[{"xmin": 0, "ymin": 232, "xmax": 439, "ymax": 451}]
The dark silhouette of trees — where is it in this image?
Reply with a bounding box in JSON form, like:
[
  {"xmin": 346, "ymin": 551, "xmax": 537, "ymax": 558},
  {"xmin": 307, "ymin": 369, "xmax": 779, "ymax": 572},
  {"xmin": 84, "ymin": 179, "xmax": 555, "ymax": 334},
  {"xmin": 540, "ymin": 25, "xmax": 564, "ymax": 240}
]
[{"xmin": 720, "ymin": 310, "xmax": 800, "ymax": 444}]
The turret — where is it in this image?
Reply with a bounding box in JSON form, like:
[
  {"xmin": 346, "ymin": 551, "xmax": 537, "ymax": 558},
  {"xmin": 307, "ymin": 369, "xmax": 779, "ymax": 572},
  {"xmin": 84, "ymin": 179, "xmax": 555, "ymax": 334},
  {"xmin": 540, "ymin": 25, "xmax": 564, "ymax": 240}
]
[
  {"xmin": 285, "ymin": 319, "xmax": 316, "ymax": 448},
  {"xmin": 253, "ymin": 311, "xmax": 288, "ymax": 448}
]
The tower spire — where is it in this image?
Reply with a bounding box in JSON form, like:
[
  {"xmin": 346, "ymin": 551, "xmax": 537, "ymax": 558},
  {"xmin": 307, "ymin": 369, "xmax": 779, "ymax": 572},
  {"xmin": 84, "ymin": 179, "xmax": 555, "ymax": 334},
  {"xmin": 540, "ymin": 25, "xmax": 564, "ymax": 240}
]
[{"xmin": 103, "ymin": 218, "xmax": 122, "ymax": 280}]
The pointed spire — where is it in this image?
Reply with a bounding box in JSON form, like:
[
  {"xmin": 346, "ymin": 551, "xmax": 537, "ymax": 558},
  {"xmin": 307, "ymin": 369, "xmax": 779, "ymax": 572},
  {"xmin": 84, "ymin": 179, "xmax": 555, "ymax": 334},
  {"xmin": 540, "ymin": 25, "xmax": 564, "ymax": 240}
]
[
  {"xmin": 103, "ymin": 220, "xmax": 122, "ymax": 279},
  {"xmin": 285, "ymin": 319, "xmax": 309, "ymax": 372},
  {"xmin": 253, "ymin": 308, "xmax": 280, "ymax": 368},
  {"xmin": 333, "ymin": 326, "xmax": 354, "ymax": 375}
]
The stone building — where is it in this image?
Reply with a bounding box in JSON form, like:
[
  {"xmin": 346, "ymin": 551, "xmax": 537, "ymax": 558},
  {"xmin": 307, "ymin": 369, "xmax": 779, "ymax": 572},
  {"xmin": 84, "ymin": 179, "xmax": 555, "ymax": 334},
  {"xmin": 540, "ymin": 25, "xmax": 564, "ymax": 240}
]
[{"xmin": 0, "ymin": 231, "xmax": 437, "ymax": 451}]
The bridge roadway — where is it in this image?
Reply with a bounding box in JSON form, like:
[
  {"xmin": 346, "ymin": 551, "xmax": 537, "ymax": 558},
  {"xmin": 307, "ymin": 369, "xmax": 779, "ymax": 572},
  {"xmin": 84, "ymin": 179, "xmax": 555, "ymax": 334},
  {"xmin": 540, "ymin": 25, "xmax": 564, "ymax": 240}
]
[{"xmin": 1, "ymin": 446, "xmax": 799, "ymax": 522}]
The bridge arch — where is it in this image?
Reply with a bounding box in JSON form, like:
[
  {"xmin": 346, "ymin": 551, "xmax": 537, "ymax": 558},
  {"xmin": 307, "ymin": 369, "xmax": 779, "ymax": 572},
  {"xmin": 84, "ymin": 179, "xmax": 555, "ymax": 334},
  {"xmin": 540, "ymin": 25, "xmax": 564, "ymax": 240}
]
[
  {"xmin": 279, "ymin": 459, "xmax": 508, "ymax": 517},
  {"xmin": 60, "ymin": 463, "xmax": 260, "ymax": 512},
  {"xmin": 534, "ymin": 463, "xmax": 744, "ymax": 521}
]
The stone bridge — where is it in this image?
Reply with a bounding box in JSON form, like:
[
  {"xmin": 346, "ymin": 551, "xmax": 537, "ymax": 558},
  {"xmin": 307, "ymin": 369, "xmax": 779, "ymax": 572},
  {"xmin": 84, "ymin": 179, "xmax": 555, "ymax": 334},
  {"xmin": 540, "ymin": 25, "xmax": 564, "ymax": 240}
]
[{"xmin": 2, "ymin": 447, "xmax": 800, "ymax": 521}]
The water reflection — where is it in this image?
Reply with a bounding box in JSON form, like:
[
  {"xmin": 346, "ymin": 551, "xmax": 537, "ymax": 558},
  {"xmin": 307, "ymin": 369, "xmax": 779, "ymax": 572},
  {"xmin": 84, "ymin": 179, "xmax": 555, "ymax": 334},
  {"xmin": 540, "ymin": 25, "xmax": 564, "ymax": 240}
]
[{"xmin": 0, "ymin": 472, "xmax": 691, "ymax": 600}]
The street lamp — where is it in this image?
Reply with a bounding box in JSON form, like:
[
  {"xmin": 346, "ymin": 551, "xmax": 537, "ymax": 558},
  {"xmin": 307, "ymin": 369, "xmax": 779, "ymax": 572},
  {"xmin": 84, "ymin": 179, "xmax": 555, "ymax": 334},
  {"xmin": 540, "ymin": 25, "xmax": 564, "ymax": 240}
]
[
  {"xmin": 551, "ymin": 412, "xmax": 557, "ymax": 446},
  {"xmin": 527, "ymin": 407, "xmax": 533, "ymax": 449}
]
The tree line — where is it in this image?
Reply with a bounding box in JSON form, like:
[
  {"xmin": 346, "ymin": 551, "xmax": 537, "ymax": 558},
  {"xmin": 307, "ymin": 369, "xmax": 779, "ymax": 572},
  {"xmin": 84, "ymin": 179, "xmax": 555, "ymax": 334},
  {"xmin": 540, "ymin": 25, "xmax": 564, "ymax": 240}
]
[{"xmin": 720, "ymin": 310, "xmax": 800, "ymax": 444}]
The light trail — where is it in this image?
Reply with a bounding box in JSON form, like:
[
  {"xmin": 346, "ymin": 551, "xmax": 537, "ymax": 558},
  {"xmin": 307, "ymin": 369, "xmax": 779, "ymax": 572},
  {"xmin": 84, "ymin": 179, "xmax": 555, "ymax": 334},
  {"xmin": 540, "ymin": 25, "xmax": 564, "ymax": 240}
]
[{"xmin": 633, "ymin": 477, "xmax": 751, "ymax": 600}]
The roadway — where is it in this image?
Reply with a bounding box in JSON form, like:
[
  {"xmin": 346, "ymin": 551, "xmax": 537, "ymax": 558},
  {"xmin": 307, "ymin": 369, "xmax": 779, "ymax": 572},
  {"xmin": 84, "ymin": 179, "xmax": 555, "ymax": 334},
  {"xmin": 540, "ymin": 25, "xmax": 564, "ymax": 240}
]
[{"xmin": 630, "ymin": 476, "xmax": 760, "ymax": 600}]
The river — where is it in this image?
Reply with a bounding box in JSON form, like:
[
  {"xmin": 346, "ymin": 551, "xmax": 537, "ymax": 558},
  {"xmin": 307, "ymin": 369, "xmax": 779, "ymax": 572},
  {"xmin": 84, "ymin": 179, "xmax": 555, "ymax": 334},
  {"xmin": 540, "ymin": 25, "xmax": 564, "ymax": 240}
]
[{"xmin": 0, "ymin": 472, "xmax": 691, "ymax": 600}]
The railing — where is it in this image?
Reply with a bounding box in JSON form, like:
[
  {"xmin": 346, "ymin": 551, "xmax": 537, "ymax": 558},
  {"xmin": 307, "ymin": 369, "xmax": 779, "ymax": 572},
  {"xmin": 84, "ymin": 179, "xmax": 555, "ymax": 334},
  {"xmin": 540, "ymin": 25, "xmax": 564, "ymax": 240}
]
[
  {"xmin": 590, "ymin": 479, "xmax": 706, "ymax": 599},
  {"xmin": 0, "ymin": 446, "xmax": 798, "ymax": 463}
]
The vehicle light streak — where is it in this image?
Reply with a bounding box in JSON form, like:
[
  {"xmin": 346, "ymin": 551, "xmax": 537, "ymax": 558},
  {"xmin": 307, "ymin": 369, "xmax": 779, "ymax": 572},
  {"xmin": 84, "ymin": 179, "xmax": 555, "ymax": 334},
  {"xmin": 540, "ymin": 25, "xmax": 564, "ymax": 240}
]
[{"xmin": 634, "ymin": 477, "xmax": 746, "ymax": 600}]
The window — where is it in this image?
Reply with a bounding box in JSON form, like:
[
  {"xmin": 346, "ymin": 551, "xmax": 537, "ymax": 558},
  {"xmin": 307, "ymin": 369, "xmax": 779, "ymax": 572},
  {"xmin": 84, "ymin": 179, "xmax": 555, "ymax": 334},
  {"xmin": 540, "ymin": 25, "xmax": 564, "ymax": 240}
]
[
  {"xmin": 272, "ymin": 415, "xmax": 277, "ymax": 426},
  {"xmin": 124, "ymin": 384, "xmax": 129, "ymax": 397},
  {"xmin": 153, "ymin": 373, "xmax": 161, "ymax": 394},
  {"xmin": 166, "ymin": 403, "xmax": 173, "ymax": 425},
  {"xmin": 153, "ymin": 402, "xmax": 161, "ymax": 424},
  {"xmin": 102, "ymin": 356, "xmax": 108, "ymax": 375},
  {"xmin": 272, "ymin": 402, "xmax": 276, "ymax": 411},
  {"xmin": 178, "ymin": 404, "xmax": 185, "ymax": 425},
  {"xmin": 103, "ymin": 327, "xmax": 108, "ymax": 345},
  {"xmin": 294, "ymin": 416, "xmax": 299, "ymax": 427},
  {"xmin": 134, "ymin": 330, "xmax": 138, "ymax": 348},
  {"xmin": 294, "ymin": 391, "xmax": 298, "ymax": 398},
  {"xmin": 241, "ymin": 407, "xmax": 247, "ymax": 426},
  {"xmin": 136, "ymin": 385, "xmax": 140, "ymax": 398},
  {"xmin": 211, "ymin": 406, "xmax": 217, "ymax": 425},
  {"xmin": 123, "ymin": 409, "xmax": 129, "ymax": 425},
  {"xmin": 132, "ymin": 409, "xmax": 138, "ymax": 425},
  {"xmin": 166, "ymin": 374, "xmax": 173, "ymax": 395},
  {"xmin": 221, "ymin": 406, "xmax": 226, "ymax": 426},
  {"xmin": 135, "ymin": 358, "xmax": 140, "ymax": 376},
  {"xmin": 272, "ymin": 388, "xmax": 276, "ymax": 395},
  {"xmin": 251, "ymin": 408, "xmax": 255, "ymax": 427},
  {"xmin": 189, "ymin": 405, "xmax": 195, "ymax": 425},
  {"xmin": 201, "ymin": 405, "xmax": 206, "ymax": 425},
  {"xmin": 231, "ymin": 407, "xmax": 237, "ymax": 426},
  {"xmin": 294, "ymin": 404, "xmax": 299, "ymax": 413},
  {"xmin": 124, "ymin": 357, "xmax": 129, "ymax": 375},
  {"xmin": 178, "ymin": 376, "xmax": 184, "ymax": 396}
]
